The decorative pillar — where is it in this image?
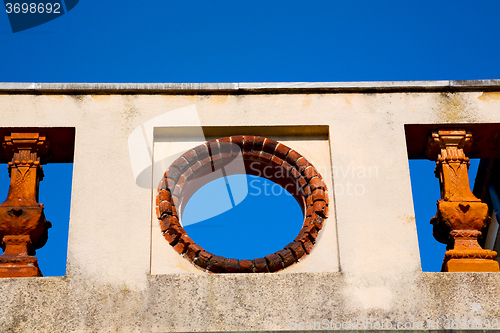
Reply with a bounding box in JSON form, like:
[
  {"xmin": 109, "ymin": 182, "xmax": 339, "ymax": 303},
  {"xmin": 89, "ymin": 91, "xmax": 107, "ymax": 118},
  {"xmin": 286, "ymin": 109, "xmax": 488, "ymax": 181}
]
[
  {"xmin": 427, "ymin": 129, "xmax": 499, "ymax": 272},
  {"xmin": 0, "ymin": 133, "xmax": 51, "ymax": 277}
]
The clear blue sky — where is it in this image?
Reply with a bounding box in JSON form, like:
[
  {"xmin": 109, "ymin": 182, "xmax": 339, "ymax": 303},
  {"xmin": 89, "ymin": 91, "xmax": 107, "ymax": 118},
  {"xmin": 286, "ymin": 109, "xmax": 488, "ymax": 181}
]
[{"xmin": 1, "ymin": 1, "xmax": 500, "ymax": 275}]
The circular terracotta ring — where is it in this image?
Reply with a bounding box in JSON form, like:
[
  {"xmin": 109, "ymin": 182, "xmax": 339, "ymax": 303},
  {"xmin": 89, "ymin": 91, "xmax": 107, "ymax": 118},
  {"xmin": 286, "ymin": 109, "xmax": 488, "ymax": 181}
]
[{"xmin": 156, "ymin": 135, "xmax": 329, "ymax": 273}]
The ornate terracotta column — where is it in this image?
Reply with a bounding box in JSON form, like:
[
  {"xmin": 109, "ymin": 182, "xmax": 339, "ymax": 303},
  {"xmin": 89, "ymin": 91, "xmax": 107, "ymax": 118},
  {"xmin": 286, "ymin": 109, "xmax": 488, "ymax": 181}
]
[
  {"xmin": 427, "ymin": 129, "xmax": 499, "ymax": 272},
  {"xmin": 0, "ymin": 133, "xmax": 51, "ymax": 277}
]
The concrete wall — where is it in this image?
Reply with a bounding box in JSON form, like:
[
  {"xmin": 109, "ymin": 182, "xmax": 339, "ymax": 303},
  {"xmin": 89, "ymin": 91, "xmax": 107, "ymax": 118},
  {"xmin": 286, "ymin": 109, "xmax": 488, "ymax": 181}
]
[{"xmin": 0, "ymin": 81, "xmax": 500, "ymax": 332}]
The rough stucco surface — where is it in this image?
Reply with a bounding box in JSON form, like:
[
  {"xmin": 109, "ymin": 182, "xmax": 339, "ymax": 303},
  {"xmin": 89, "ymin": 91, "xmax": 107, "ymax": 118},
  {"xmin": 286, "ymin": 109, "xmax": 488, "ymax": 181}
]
[
  {"xmin": 0, "ymin": 81, "xmax": 500, "ymax": 332},
  {"xmin": 0, "ymin": 273, "xmax": 500, "ymax": 332}
]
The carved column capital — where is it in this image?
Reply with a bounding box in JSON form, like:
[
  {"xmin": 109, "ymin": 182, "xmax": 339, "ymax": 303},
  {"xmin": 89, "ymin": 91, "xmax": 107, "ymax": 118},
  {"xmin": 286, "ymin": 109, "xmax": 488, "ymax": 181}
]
[
  {"xmin": 2, "ymin": 133, "xmax": 49, "ymax": 159},
  {"xmin": 426, "ymin": 129, "xmax": 472, "ymax": 161}
]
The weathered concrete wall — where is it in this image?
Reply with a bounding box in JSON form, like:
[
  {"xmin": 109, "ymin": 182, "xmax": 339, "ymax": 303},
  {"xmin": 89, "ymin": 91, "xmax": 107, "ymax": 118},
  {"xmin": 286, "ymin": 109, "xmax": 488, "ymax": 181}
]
[
  {"xmin": 0, "ymin": 81, "xmax": 499, "ymax": 332},
  {"xmin": 0, "ymin": 273, "xmax": 500, "ymax": 332}
]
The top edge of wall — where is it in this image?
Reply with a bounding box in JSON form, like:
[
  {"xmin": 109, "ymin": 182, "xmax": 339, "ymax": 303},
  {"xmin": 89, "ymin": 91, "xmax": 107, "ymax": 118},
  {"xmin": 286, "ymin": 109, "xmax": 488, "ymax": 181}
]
[{"xmin": 0, "ymin": 80, "xmax": 500, "ymax": 95}]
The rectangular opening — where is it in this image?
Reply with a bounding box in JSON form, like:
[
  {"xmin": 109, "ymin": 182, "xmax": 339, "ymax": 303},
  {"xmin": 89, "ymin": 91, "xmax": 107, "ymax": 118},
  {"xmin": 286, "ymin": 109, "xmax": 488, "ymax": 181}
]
[
  {"xmin": 405, "ymin": 124, "xmax": 500, "ymax": 272},
  {"xmin": 0, "ymin": 127, "xmax": 75, "ymax": 277}
]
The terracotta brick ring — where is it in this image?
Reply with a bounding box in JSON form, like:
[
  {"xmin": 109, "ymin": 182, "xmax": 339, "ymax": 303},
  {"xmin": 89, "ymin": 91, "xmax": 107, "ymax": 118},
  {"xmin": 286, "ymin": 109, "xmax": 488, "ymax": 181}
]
[{"xmin": 156, "ymin": 135, "xmax": 329, "ymax": 273}]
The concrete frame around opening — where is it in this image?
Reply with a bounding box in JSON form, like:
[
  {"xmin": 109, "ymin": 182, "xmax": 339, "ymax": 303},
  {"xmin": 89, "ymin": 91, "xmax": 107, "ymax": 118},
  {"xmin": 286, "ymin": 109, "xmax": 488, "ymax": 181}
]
[{"xmin": 151, "ymin": 127, "xmax": 336, "ymax": 274}]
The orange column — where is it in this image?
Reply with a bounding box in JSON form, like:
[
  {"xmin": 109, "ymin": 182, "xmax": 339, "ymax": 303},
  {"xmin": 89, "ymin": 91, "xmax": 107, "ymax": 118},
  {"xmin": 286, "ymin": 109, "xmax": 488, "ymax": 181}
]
[
  {"xmin": 427, "ymin": 130, "xmax": 499, "ymax": 272},
  {"xmin": 0, "ymin": 133, "xmax": 51, "ymax": 277}
]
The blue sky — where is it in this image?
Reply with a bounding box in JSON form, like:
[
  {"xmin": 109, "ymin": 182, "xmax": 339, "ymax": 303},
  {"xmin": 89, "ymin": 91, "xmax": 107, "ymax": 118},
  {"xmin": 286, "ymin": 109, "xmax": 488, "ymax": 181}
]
[
  {"xmin": 183, "ymin": 175, "xmax": 304, "ymax": 260},
  {"xmin": 1, "ymin": 1, "xmax": 500, "ymax": 275}
]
